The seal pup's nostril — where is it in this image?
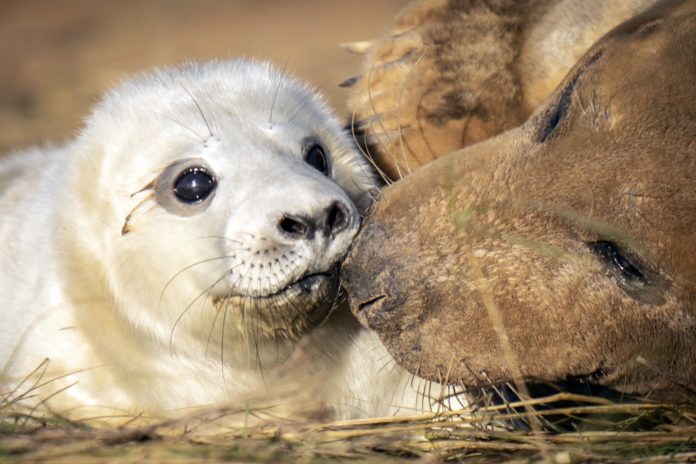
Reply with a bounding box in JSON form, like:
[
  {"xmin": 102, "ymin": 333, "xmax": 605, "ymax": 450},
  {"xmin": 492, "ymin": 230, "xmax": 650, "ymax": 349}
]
[
  {"xmin": 281, "ymin": 201, "xmax": 354, "ymax": 241},
  {"xmin": 324, "ymin": 201, "xmax": 351, "ymax": 236},
  {"xmin": 279, "ymin": 215, "xmax": 315, "ymax": 240}
]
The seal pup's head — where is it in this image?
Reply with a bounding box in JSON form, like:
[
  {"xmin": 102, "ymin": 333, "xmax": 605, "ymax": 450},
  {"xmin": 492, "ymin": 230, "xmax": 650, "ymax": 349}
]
[
  {"xmin": 343, "ymin": 0, "xmax": 696, "ymax": 400},
  {"xmin": 63, "ymin": 60, "xmax": 374, "ymax": 366}
]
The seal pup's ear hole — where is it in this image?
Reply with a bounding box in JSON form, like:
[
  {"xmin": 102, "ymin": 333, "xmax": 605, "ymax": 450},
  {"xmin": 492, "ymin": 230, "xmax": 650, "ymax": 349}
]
[
  {"xmin": 303, "ymin": 139, "xmax": 330, "ymax": 176},
  {"xmin": 154, "ymin": 158, "xmax": 218, "ymax": 216}
]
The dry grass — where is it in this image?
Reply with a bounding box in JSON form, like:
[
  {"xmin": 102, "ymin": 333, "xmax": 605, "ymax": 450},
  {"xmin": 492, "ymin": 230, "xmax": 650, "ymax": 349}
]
[{"xmin": 2, "ymin": 392, "xmax": 695, "ymax": 463}]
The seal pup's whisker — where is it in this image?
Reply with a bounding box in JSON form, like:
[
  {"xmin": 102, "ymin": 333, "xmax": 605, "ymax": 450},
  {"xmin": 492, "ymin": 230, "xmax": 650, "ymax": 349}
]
[
  {"xmin": 179, "ymin": 82, "xmax": 214, "ymax": 138},
  {"xmin": 365, "ymin": 59, "xmax": 406, "ymax": 180},
  {"xmin": 164, "ymin": 113, "xmax": 209, "ymax": 142},
  {"xmin": 168, "ymin": 268, "xmax": 235, "ymax": 355},
  {"xmin": 392, "ymin": 52, "xmax": 425, "ymax": 179},
  {"xmin": 377, "ymin": 357, "xmax": 395, "ymax": 376},
  {"xmin": 159, "ymin": 255, "xmax": 242, "ymax": 310},
  {"xmin": 218, "ymin": 290, "xmax": 235, "ymax": 397},
  {"xmin": 349, "ymin": 111, "xmax": 392, "ymax": 186},
  {"xmin": 282, "ymin": 99, "xmax": 314, "ymax": 127},
  {"xmin": 186, "ymin": 235, "xmax": 244, "ymax": 246},
  {"xmin": 204, "ymin": 297, "xmax": 224, "ymax": 357},
  {"xmin": 268, "ymin": 54, "xmax": 293, "ymax": 127}
]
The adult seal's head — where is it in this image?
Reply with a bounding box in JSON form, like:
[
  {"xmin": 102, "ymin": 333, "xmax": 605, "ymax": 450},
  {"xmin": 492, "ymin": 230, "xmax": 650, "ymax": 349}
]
[{"xmin": 343, "ymin": 0, "xmax": 696, "ymax": 401}]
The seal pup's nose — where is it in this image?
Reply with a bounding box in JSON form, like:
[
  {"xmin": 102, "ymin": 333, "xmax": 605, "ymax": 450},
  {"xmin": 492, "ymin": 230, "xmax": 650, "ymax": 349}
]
[
  {"xmin": 323, "ymin": 201, "xmax": 351, "ymax": 236},
  {"xmin": 278, "ymin": 201, "xmax": 353, "ymax": 241}
]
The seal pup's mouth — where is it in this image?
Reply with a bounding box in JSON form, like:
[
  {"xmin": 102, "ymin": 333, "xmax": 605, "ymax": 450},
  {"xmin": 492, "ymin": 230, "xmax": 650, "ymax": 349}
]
[
  {"xmin": 253, "ymin": 270, "xmax": 337, "ymax": 301},
  {"xmin": 211, "ymin": 265, "xmax": 339, "ymax": 303},
  {"xmin": 209, "ymin": 267, "xmax": 341, "ymax": 339}
]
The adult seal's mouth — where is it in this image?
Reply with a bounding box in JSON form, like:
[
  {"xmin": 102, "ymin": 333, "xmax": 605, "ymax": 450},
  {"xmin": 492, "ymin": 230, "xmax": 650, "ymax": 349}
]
[{"xmin": 341, "ymin": 220, "xmax": 406, "ymax": 331}]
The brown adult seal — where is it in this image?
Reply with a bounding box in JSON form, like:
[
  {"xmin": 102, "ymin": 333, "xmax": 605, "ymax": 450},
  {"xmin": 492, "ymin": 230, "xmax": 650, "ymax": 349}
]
[{"xmin": 343, "ymin": 0, "xmax": 696, "ymax": 401}]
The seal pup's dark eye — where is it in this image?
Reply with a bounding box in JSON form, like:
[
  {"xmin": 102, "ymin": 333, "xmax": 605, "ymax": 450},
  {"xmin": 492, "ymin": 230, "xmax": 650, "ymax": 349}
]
[
  {"xmin": 173, "ymin": 167, "xmax": 216, "ymax": 204},
  {"xmin": 305, "ymin": 144, "xmax": 329, "ymax": 175}
]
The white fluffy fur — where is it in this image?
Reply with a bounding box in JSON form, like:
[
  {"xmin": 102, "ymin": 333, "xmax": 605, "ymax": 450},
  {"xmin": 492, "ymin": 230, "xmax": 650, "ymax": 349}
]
[{"xmin": 0, "ymin": 60, "xmax": 421, "ymax": 422}]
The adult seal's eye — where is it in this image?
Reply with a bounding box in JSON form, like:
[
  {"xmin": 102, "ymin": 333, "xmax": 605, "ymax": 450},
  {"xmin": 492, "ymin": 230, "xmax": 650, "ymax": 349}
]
[
  {"xmin": 589, "ymin": 240, "xmax": 647, "ymax": 284},
  {"xmin": 173, "ymin": 167, "xmax": 216, "ymax": 204},
  {"xmin": 305, "ymin": 144, "xmax": 329, "ymax": 175}
]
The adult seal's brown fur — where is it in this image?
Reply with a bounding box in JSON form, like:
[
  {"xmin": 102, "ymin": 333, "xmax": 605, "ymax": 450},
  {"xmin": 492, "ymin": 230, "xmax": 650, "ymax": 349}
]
[
  {"xmin": 346, "ymin": 0, "xmax": 655, "ymax": 180},
  {"xmin": 343, "ymin": 0, "xmax": 696, "ymax": 401}
]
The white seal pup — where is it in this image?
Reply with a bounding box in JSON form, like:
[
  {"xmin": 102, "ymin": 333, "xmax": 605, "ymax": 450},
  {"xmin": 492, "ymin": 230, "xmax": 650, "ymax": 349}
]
[{"xmin": 0, "ymin": 60, "xmax": 426, "ymax": 422}]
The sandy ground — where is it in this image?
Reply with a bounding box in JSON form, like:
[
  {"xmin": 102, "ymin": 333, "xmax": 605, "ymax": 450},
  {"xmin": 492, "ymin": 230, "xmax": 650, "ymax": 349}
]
[{"xmin": 0, "ymin": 0, "xmax": 408, "ymax": 154}]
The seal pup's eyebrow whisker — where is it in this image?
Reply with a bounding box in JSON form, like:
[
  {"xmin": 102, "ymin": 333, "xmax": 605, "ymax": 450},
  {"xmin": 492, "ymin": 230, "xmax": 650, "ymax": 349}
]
[
  {"xmin": 179, "ymin": 83, "xmax": 214, "ymax": 138},
  {"xmin": 165, "ymin": 115, "xmax": 209, "ymax": 142},
  {"xmin": 282, "ymin": 98, "xmax": 314, "ymax": 127},
  {"xmin": 268, "ymin": 54, "xmax": 294, "ymax": 127}
]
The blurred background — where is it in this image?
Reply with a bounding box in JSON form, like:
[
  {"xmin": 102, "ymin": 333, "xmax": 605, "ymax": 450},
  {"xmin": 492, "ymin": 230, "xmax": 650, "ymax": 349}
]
[{"xmin": 0, "ymin": 0, "xmax": 408, "ymax": 153}]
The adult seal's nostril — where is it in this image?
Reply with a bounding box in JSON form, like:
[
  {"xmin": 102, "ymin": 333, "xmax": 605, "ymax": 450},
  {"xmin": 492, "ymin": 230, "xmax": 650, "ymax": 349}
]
[
  {"xmin": 324, "ymin": 201, "xmax": 352, "ymax": 237},
  {"xmin": 279, "ymin": 214, "xmax": 315, "ymax": 240}
]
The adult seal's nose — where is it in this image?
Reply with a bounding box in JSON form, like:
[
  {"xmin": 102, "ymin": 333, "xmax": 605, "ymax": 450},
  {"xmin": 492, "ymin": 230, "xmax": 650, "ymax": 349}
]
[{"xmin": 278, "ymin": 201, "xmax": 354, "ymax": 241}]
